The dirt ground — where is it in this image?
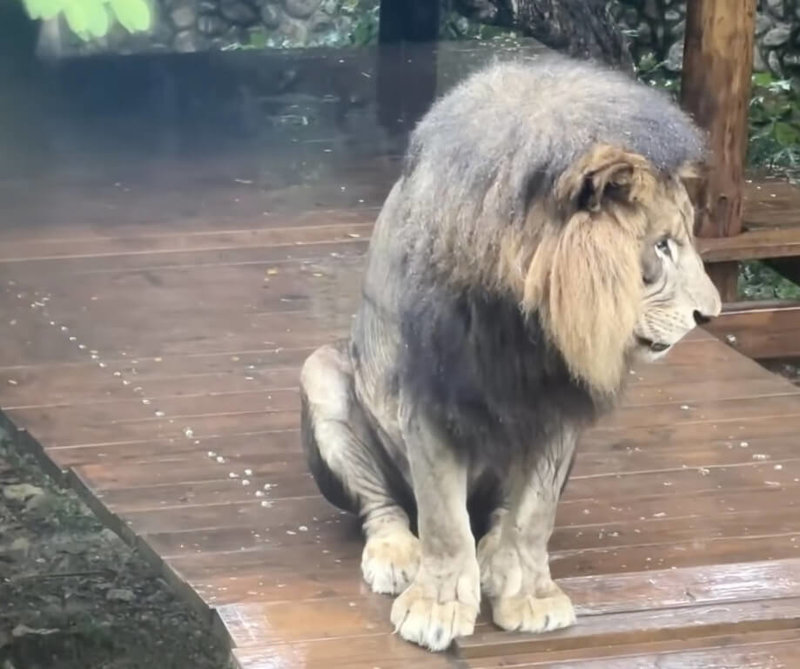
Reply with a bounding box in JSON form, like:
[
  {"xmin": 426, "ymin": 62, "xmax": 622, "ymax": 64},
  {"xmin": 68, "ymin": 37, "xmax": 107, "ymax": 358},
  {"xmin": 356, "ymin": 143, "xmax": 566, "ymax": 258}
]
[{"xmin": 0, "ymin": 432, "xmax": 233, "ymax": 669}]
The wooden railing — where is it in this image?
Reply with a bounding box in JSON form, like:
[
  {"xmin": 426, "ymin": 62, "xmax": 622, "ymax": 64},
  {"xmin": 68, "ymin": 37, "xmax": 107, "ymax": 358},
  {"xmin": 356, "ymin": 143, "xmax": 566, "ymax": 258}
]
[{"xmin": 682, "ymin": 0, "xmax": 800, "ymax": 361}]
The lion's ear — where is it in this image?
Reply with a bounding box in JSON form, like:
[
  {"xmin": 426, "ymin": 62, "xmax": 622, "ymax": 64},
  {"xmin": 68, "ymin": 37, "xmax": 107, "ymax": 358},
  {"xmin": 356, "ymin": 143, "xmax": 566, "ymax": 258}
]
[{"xmin": 556, "ymin": 144, "xmax": 652, "ymax": 216}]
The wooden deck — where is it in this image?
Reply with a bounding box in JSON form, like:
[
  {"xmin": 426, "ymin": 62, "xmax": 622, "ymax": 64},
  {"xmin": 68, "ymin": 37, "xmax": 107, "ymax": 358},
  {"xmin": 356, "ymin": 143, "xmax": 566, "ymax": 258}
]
[
  {"xmin": 3, "ymin": 166, "xmax": 800, "ymax": 668},
  {"xmin": 2, "ymin": 48, "xmax": 800, "ymax": 669}
]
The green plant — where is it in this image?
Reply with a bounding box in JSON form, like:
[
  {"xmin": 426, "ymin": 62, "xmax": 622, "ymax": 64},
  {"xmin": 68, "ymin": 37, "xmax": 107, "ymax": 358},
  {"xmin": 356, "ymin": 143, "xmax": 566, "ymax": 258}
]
[
  {"xmin": 637, "ymin": 62, "xmax": 800, "ymax": 178},
  {"xmin": 20, "ymin": 0, "xmax": 151, "ymax": 41},
  {"xmin": 747, "ymin": 72, "xmax": 800, "ymax": 175},
  {"xmin": 739, "ymin": 260, "xmax": 800, "ymax": 300},
  {"xmin": 636, "ymin": 53, "xmax": 680, "ymax": 96},
  {"xmin": 347, "ymin": 0, "xmax": 379, "ymax": 46}
]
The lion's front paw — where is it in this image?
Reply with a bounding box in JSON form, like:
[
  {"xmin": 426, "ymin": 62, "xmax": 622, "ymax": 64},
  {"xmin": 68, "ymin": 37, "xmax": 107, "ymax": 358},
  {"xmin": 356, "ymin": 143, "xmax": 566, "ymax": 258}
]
[
  {"xmin": 389, "ymin": 562, "xmax": 480, "ymax": 651},
  {"xmin": 361, "ymin": 528, "xmax": 421, "ymax": 595},
  {"xmin": 477, "ymin": 526, "xmax": 520, "ymax": 599},
  {"xmin": 491, "ymin": 584, "xmax": 576, "ymax": 634}
]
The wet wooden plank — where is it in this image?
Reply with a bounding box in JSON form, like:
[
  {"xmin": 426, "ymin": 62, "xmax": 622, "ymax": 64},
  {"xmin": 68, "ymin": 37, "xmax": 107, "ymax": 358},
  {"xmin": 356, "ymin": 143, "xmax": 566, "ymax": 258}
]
[
  {"xmin": 461, "ymin": 600, "xmax": 800, "ymax": 661},
  {"xmin": 49, "ymin": 430, "xmax": 300, "ymax": 469},
  {"xmin": 233, "ymin": 630, "xmax": 800, "ymax": 669},
  {"xmin": 10, "ymin": 379, "xmax": 800, "ymax": 452},
  {"xmin": 214, "ymin": 560, "xmax": 800, "ymax": 647},
  {"xmin": 0, "ymin": 290, "xmax": 88, "ymax": 367},
  {"xmin": 5, "ymin": 407, "xmax": 298, "ymax": 449},
  {"xmin": 0, "ymin": 240, "xmax": 370, "ymax": 279},
  {"xmin": 467, "ymin": 629, "xmax": 800, "ymax": 668},
  {"xmin": 83, "ymin": 449, "xmax": 800, "ymax": 511},
  {"xmin": 0, "ymin": 367, "xmax": 301, "ymax": 410},
  {"xmin": 2, "ymin": 337, "xmax": 760, "ymax": 412},
  {"xmin": 232, "ymin": 636, "xmax": 454, "ymax": 669},
  {"xmin": 0, "ymin": 220, "xmax": 373, "ymax": 263},
  {"xmin": 82, "ymin": 455, "xmax": 800, "ymax": 532},
  {"xmin": 599, "ymin": 394, "xmax": 800, "ymax": 430},
  {"xmin": 61, "ymin": 425, "xmax": 800, "ymax": 493},
  {"xmin": 704, "ymin": 301, "xmax": 800, "ymax": 360},
  {"xmin": 183, "ymin": 532, "xmax": 800, "ymax": 607},
  {"xmin": 135, "ymin": 473, "xmax": 799, "ymax": 561}
]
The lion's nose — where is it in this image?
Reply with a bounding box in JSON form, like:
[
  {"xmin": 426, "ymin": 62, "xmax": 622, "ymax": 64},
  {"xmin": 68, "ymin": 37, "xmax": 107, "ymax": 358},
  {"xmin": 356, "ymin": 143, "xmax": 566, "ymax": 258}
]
[
  {"xmin": 697, "ymin": 274, "xmax": 723, "ymax": 320},
  {"xmin": 693, "ymin": 310, "xmax": 712, "ymax": 326}
]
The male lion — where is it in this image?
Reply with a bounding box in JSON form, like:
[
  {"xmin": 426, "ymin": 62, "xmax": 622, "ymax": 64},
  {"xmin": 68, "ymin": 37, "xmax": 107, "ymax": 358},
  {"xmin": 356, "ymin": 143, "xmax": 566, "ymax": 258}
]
[{"xmin": 299, "ymin": 54, "xmax": 722, "ymax": 651}]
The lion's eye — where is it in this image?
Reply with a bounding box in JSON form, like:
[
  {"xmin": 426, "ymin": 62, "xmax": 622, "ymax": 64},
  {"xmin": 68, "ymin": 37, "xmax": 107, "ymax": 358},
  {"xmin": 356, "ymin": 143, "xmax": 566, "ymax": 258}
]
[{"xmin": 655, "ymin": 238, "xmax": 672, "ymax": 259}]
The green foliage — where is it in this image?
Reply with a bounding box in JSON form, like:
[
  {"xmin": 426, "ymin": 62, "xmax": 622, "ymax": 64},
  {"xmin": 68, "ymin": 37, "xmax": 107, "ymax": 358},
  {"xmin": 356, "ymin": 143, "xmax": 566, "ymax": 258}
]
[
  {"xmin": 637, "ymin": 60, "xmax": 800, "ymax": 178},
  {"xmin": 739, "ymin": 260, "xmax": 800, "ymax": 300},
  {"xmin": 440, "ymin": 11, "xmax": 519, "ymax": 42},
  {"xmin": 248, "ymin": 27, "xmax": 269, "ymax": 49},
  {"xmin": 747, "ymin": 72, "xmax": 800, "ymax": 175},
  {"xmin": 20, "ymin": 0, "xmax": 151, "ymax": 40},
  {"xmin": 347, "ymin": 1, "xmax": 378, "ymax": 47},
  {"xmin": 636, "ymin": 53, "xmax": 680, "ymax": 96}
]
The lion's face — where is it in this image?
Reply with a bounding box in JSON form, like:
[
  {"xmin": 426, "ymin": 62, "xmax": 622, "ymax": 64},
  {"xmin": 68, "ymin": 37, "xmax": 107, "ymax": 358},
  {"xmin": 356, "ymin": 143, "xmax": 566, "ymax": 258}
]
[
  {"xmin": 522, "ymin": 144, "xmax": 722, "ymax": 396},
  {"xmin": 632, "ymin": 183, "xmax": 722, "ymax": 362}
]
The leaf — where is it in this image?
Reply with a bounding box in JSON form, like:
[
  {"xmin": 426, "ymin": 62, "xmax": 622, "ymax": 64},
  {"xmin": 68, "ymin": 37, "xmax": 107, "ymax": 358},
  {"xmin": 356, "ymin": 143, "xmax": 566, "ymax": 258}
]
[
  {"xmin": 109, "ymin": 0, "xmax": 152, "ymax": 33},
  {"xmin": 85, "ymin": 0, "xmax": 111, "ymax": 37},
  {"xmin": 769, "ymin": 79, "xmax": 793, "ymax": 93},
  {"xmin": 21, "ymin": 0, "xmax": 64, "ymax": 20},
  {"xmin": 248, "ymin": 28, "xmax": 267, "ymax": 49},
  {"xmin": 63, "ymin": 1, "xmax": 91, "ymax": 39},
  {"xmin": 752, "ymin": 72, "xmax": 774, "ymax": 88},
  {"xmin": 773, "ymin": 121, "xmax": 800, "ymax": 147},
  {"xmin": 12, "ymin": 624, "xmax": 60, "ymax": 638}
]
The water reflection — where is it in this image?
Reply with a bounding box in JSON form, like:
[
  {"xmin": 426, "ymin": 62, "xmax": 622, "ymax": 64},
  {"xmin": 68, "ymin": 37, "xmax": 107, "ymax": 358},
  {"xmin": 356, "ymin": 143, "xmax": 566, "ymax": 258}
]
[{"xmin": 0, "ymin": 36, "xmax": 546, "ymax": 236}]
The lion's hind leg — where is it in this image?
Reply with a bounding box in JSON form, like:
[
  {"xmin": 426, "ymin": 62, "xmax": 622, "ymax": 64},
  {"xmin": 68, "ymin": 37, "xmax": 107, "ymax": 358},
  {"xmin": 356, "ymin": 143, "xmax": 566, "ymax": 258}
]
[{"xmin": 300, "ymin": 343, "xmax": 420, "ymax": 595}]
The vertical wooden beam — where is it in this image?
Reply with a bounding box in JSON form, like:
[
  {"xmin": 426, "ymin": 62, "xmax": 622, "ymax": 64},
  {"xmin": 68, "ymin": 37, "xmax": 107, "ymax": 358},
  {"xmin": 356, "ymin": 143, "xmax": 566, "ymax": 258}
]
[
  {"xmin": 680, "ymin": 0, "xmax": 757, "ymax": 302},
  {"xmin": 376, "ymin": 0, "xmax": 440, "ymax": 138},
  {"xmin": 376, "ymin": 42, "xmax": 438, "ymax": 137},
  {"xmin": 379, "ymin": 0, "xmax": 440, "ymax": 43}
]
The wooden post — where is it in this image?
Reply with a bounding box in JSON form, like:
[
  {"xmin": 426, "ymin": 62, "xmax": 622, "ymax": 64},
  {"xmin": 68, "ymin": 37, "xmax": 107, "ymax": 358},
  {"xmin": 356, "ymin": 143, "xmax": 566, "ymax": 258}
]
[
  {"xmin": 378, "ymin": 0, "xmax": 440, "ymax": 43},
  {"xmin": 376, "ymin": 0, "xmax": 440, "ymax": 137},
  {"xmin": 680, "ymin": 0, "xmax": 757, "ymax": 302}
]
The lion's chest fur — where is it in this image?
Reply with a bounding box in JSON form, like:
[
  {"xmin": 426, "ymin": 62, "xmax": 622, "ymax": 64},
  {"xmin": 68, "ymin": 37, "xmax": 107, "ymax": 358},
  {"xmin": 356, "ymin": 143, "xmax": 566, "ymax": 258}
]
[{"xmin": 392, "ymin": 285, "xmax": 600, "ymax": 466}]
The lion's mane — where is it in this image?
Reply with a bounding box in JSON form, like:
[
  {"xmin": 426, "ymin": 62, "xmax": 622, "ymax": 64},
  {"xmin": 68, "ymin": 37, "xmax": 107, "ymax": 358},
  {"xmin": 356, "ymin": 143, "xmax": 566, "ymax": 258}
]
[{"xmin": 357, "ymin": 54, "xmax": 706, "ymax": 464}]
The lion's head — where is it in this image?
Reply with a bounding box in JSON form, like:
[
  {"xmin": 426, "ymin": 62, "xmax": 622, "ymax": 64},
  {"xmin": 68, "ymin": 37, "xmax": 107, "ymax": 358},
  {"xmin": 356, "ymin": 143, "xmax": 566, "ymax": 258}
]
[
  {"xmin": 391, "ymin": 56, "xmax": 723, "ymax": 401},
  {"xmin": 520, "ymin": 143, "xmax": 721, "ymax": 396}
]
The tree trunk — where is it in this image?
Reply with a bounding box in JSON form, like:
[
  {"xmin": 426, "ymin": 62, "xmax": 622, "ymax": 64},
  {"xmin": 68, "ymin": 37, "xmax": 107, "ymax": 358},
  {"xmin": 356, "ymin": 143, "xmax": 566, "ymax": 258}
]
[{"xmin": 454, "ymin": 0, "xmax": 634, "ymax": 71}]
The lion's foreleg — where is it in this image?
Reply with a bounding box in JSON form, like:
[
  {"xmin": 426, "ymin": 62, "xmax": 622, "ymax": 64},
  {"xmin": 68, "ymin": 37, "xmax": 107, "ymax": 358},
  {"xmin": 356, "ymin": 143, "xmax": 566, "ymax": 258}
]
[
  {"xmin": 390, "ymin": 405, "xmax": 480, "ymax": 652},
  {"xmin": 477, "ymin": 428, "xmax": 578, "ymax": 634},
  {"xmin": 300, "ymin": 344, "xmax": 420, "ymax": 595}
]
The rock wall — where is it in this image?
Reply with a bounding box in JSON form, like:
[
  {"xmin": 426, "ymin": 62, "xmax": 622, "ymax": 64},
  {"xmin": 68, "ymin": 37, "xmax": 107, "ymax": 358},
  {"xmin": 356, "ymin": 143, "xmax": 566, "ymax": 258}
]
[
  {"xmin": 36, "ymin": 0, "xmax": 379, "ymax": 59},
  {"xmin": 615, "ymin": 0, "xmax": 800, "ymax": 75},
  {"xmin": 35, "ymin": 0, "xmax": 800, "ymax": 78}
]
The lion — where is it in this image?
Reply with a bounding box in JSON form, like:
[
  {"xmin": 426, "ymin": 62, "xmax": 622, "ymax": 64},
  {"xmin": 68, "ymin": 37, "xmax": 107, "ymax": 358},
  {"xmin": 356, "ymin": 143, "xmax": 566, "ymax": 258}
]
[{"xmin": 299, "ymin": 54, "xmax": 722, "ymax": 652}]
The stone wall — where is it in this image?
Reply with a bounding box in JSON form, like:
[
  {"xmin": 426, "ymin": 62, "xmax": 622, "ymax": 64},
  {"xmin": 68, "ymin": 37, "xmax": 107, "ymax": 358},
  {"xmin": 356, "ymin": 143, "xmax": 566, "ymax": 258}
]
[
  {"xmin": 615, "ymin": 0, "xmax": 800, "ymax": 75},
  {"xmin": 35, "ymin": 0, "xmax": 800, "ymax": 76},
  {"xmin": 36, "ymin": 0, "xmax": 379, "ymax": 59}
]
